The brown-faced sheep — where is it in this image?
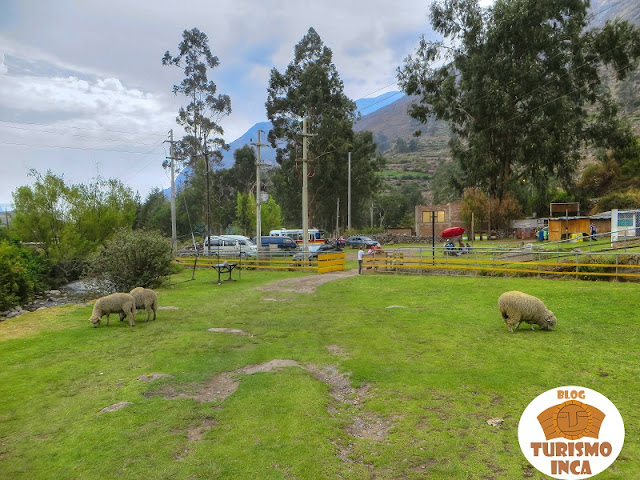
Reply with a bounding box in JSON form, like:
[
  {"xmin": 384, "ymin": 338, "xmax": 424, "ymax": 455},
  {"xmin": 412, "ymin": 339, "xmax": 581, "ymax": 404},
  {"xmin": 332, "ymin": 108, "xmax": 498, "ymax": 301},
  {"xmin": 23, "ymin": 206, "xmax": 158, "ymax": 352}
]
[
  {"xmin": 89, "ymin": 293, "xmax": 136, "ymax": 327},
  {"xmin": 498, "ymin": 291, "xmax": 557, "ymax": 333},
  {"xmin": 127, "ymin": 287, "xmax": 158, "ymax": 322}
]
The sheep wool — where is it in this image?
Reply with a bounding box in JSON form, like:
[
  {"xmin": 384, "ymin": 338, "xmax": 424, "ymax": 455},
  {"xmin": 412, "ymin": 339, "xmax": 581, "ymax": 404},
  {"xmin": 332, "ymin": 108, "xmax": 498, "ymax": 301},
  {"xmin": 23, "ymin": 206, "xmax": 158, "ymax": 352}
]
[
  {"xmin": 89, "ymin": 293, "xmax": 136, "ymax": 327},
  {"xmin": 129, "ymin": 287, "xmax": 158, "ymax": 322},
  {"xmin": 498, "ymin": 291, "xmax": 557, "ymax": 333}
]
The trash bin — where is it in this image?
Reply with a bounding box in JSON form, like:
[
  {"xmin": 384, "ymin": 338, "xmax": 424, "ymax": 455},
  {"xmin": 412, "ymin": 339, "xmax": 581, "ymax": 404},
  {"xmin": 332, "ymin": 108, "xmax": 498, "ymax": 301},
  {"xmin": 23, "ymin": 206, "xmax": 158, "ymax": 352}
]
[{"xmin": 537, "ymin": 230, "xmax": 544, "ymax": 242}]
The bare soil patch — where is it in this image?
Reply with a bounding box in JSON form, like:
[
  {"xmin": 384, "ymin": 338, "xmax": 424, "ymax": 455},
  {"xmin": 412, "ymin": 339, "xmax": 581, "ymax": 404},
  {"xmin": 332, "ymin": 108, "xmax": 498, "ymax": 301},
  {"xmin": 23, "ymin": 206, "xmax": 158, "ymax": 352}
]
[
  {"xmin": 99, "ymin": 401, "xmax": 132, "ymax": 413},
  {"xmin": 137, "ymin": 373, "xmax": 174, "ymax": 382},
  {"xmin": 256, "ymin": 270, "xmax": 358, "ymax": 294},
  {"xmin": 143, "ymin": 358, "xmax": 392, "ymax": 458},
  {"xmin": 207, "ymin": 327, "xmax": 250, "ymax": 335},
  {"xmin": 326, "ymin": 344, "xmax": 347, "ymax": 357},
  {"xmin": 173, "ymin": 417, "xmax": 217, "ymax": 460},
  {"xmin": 348, "ymin": 414, "xmax": 392, "ymax": 440},
  {"xmin": 157, "ymin": 306, "xmax": 179, "ymax": 310}
]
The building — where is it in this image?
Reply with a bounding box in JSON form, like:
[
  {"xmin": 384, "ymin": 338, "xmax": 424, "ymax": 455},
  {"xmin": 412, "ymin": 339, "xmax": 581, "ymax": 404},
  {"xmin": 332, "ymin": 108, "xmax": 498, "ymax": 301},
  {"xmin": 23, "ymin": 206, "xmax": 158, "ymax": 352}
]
[
  {"xmin": 415, "ymin": 202, "xmax": 465, "ymax": 238},
  {"xmin": 547, "ymin": 216, "xmax": 591, "ymax": 242},
  {"xmin": 512, "ymin": 218, "xmax": 547, "ymax": 239}
]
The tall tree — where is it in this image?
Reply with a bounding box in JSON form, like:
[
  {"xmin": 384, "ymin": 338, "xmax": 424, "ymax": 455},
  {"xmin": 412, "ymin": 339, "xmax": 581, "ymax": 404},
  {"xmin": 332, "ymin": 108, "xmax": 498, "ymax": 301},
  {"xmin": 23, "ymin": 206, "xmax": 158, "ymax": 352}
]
[
  {"xmin": 398, "ymin": 0, "xmax": 640, "ymax": 202},
  {"xmin": 266, "ymin": 27, "xmax": 382, "ymax": 229},
  {"xmin": 163, "ymin": 28, "xmax": 231, "ymax": 248}
]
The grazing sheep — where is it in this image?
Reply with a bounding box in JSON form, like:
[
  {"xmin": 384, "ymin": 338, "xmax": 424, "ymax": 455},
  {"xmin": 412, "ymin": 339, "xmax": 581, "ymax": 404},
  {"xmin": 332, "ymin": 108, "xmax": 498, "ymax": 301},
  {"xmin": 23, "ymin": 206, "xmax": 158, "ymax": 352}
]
[
  {"xmin": 89, "ymin": 293, "xmax": 136, "ymax": 327},
  {"xmin": 498, "ymin": 291, "xmax": 557, "ymax": 333},
  {"xmin": 126, "ymin": 287, "xmax": 158, "ymax": 322}
]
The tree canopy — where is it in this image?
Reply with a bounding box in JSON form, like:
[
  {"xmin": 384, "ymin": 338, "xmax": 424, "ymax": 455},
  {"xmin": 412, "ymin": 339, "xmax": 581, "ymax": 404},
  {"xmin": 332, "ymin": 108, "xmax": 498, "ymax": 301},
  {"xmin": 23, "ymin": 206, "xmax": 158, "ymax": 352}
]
[
  {"xmin": 163, "ymin": 28, "xmax": 231, "ymax": 169},
  {"xmin": 266, "ymin": 27, "xmax": 382, "ymax": 229},
  {"xmin": 398, "ymin": 0, "xmax": 640, "ymax": 201}
]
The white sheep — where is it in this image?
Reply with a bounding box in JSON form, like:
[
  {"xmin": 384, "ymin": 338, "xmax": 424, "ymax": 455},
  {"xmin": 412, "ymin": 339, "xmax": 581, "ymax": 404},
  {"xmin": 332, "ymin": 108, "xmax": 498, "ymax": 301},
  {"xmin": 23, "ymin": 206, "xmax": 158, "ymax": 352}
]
[
  {"xmin": 126, "ymin": 287, "xmax": 158, "ymax": 322},
  {"xmin": 498, "ymin": 291, "xmax": 557, "ymax": 333},
  {"xmin": 89, "ymin": 293, "xmax": 136, "ymax": 327}
]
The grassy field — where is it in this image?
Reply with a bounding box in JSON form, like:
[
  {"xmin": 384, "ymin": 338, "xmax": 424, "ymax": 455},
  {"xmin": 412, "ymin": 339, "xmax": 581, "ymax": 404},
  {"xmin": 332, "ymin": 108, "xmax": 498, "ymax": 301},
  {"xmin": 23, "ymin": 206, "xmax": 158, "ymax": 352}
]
[{"xmin": 1, "ymin": 268, "xmax": 638, "ymax": 479}]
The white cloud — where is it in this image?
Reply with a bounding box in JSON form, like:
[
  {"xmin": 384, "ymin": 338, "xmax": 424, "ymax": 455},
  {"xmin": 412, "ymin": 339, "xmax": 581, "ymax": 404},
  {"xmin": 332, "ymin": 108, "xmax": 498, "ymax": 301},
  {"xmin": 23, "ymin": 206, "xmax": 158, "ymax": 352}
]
[{"xmin": 0, "ymin": 0, "xmax": 437, "ymax": 203}]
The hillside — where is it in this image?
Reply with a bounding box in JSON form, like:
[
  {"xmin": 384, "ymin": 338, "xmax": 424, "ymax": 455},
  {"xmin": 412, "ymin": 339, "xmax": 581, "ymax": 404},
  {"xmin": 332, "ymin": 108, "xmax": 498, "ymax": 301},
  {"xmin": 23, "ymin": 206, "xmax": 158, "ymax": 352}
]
[
  {"xmin": 354, "ymin": 0, "xmax": 640, "ymax": 200},
  {"xmin": 354, "ymin": 95, "xmax": 451, "ymax": 198}
]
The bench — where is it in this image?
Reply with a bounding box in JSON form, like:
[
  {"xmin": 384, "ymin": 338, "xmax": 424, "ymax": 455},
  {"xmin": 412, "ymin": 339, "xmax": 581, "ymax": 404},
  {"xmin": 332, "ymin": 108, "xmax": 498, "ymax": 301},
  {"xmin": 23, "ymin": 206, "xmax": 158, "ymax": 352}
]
[{"xmin": 212, "ymin": 262, "xmax": 237, "ymax": 284}]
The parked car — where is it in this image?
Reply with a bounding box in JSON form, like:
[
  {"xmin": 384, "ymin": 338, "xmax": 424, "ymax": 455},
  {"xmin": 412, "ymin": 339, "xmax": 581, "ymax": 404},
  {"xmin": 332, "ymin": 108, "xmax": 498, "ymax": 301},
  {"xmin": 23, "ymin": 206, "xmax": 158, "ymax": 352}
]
[
  {"xmin": 252, "ymin": 236, "xmax": 299, "ymax": 251},
  {"xmin": 203, "ymin": 235, "xmax": 257, "ymax": 257},
  {"xmin": 345, "ymin": 235, "xmax": 380, "ymax": 249},
  {"xmin": 292, "ymin": 243, "xmax": 341, "ymax": 262}
]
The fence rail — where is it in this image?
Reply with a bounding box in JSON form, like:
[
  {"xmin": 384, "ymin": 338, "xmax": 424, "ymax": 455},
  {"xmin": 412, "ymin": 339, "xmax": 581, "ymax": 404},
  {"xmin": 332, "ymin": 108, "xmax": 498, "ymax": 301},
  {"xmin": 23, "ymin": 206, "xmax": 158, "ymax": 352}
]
[
  {"xmin": 174, "ymin": 251, "xmax": 345, "ymax": 274},
  {"xmin": 364, "ymin": 247, "xmax": 640, "ymax": 281}
]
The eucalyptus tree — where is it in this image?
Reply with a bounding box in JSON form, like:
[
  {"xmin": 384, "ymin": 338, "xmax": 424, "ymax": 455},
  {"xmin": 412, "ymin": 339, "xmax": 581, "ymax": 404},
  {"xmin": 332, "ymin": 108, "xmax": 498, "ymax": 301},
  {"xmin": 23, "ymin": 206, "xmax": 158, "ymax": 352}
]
[
  {"xmin": 398, "ymin": 0, "xmax": 640, "ymax": 202},
  {"xmin": 163, "ymin": 28, "xmax": 231, "ymax": 247},
  {"xmin": 266, "ymin": 27, "xmax": 382, "ymax": 229}
]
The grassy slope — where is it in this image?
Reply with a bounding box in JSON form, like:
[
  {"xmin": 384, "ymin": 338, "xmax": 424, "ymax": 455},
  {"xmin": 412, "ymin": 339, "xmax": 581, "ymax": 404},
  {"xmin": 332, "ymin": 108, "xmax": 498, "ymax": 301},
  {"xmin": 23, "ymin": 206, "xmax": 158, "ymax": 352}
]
[{"xmin": 0, "ymin": 269, "xmax": 638, "ymax": 479}]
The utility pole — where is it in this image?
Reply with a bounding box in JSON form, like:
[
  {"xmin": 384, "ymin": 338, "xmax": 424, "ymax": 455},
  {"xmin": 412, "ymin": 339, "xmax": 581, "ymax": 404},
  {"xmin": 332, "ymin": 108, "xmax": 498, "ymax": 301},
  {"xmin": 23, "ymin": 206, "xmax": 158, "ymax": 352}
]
[
  {"xmin": 336, "ymin": 197, "xmax": 340, "ymax": 237},
  {"xmin": 169, "ymin": 130, "xmax": 177, "ymax": 252},
  {"xmin": 205, "ymin": 149, "xmax": 211, "ymax": 256},
  {"xmin": 164, "ymin": 130, "xmax": 177, "ymax": 252},
  {"xmin": 370, "ymin": 201, "xmax": 374, "ymax": 228},
  {"xmin": 348, "ymin": 151, "xmax": 351, "ymax": 231},
  {"xmin": 302, "ymin": 117, "xmax": 309, "ymax": 258},
  {"xmin": 251, "ymin": 130, "xmax": 267, "ymax": 258}
]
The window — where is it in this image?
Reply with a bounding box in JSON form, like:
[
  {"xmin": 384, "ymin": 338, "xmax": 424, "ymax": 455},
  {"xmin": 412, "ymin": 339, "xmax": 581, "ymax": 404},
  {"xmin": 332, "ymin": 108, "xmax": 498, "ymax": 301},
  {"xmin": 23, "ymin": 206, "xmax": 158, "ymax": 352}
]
[{"xmin": 423, "ymin": 210, "xmax": 445, "ymax": 223}]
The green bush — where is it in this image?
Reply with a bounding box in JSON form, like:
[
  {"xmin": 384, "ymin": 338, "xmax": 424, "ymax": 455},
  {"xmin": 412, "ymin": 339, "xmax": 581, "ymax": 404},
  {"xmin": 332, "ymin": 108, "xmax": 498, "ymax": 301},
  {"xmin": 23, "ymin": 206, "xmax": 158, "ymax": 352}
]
[
  {"xmin": 84, "ymin": 229, "xmax": 174, "ymax": 292},
  {"xmin": 0, "ymin": 239, "xmax": 48, "ymax": 311}
]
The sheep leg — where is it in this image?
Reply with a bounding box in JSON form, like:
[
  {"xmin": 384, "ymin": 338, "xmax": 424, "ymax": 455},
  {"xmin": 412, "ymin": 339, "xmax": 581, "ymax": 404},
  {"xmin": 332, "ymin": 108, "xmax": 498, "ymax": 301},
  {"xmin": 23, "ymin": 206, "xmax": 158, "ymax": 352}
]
[
  {"xmin": 105, "ymin": 314, "xmax": 110, "ymax": 326},
  {"xmin": 129, "ymin": 306, "xmax": 136, "ymax": 327},
  {"xmin": 514, "ymin": 321, "xmax": 523, "ymax": 331}
]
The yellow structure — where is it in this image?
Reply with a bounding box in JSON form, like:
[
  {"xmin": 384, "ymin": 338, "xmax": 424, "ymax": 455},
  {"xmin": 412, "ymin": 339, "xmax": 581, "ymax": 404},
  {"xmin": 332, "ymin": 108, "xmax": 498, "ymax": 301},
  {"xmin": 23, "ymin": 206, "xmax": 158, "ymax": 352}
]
[{"xmin": 547, "ymin": 217, "xmax": 591, "ymax": 242}]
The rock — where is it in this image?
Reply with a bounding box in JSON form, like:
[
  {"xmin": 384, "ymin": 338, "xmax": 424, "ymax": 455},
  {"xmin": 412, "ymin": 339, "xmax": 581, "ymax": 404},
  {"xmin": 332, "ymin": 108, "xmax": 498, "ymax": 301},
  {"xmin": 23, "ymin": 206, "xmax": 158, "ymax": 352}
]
[
  {"xmin": 48, "ymin": 290, "xmax": 61, "ymax": 296},
  {"xmin": 37, "ymin": 307, "xmax": 47, "ymax": 311},
  {"xmin": 486, "ymin": 417, "xmax": 504, "ymax": 428}
]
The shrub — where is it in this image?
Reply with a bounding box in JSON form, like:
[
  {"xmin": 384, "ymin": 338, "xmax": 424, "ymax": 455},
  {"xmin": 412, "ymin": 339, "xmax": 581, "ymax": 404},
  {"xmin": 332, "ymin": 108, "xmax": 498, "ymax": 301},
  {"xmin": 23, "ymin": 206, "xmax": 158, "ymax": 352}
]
[
  {"xmin": 0, "ymin": 240, "xmax": 48, "ymax": 311},
  {"xmin": 84, "ymin": 229, "xmax": 174, "ymax": 292}
]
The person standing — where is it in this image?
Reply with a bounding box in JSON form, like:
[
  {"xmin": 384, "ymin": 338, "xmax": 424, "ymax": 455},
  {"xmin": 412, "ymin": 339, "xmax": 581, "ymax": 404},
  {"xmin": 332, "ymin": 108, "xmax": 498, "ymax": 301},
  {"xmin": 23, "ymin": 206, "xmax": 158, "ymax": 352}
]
[{"xmin": 358, "ymin": 245, "xmax": 365, "ymax": 274}]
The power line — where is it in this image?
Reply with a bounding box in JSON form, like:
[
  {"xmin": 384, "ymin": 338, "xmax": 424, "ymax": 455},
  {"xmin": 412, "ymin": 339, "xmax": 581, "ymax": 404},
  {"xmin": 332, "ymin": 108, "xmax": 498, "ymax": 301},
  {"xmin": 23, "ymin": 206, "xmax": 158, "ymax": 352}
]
[
  {"xmin": 0, "ymin": 123, "xmax": 163, "ymax": 146},
  {"xmin": 0, "ymin": 139, "xmax": 166, "ymax": 155},
  {"xmin": 357, "ymin": 91, "xmax": 406, "ymax": 114},
  {"xmin": 0, "ymin": 118, "xmax": 168, "ymax": 138}
]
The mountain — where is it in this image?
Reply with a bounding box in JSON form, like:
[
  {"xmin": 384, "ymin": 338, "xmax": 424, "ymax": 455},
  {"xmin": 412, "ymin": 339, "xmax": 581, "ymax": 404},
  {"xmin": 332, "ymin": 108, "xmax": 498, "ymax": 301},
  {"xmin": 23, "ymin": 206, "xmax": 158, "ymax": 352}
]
[{"xmin": 355, "ymin": 91, "xmax": 405, "ymax": 117}]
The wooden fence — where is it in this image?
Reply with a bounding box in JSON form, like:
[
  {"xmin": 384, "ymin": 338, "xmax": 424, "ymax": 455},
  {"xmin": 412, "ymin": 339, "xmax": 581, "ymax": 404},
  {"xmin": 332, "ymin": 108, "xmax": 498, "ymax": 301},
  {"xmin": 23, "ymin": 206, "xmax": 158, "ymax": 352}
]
[
  {"xmin": 174, "ymin": 252, "xmax": 345, "ymax": 274},
  {"xmin": 363, "ymin": 248, "xmax": 640, "ymax": 281}
]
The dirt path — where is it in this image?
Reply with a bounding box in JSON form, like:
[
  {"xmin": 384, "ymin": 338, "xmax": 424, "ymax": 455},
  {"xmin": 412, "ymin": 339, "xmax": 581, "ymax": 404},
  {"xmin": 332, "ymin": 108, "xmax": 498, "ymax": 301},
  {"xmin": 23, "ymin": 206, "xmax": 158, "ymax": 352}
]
[{"xmin": 256, "ymin": 269, "xmax": 359, "ymax": 294}]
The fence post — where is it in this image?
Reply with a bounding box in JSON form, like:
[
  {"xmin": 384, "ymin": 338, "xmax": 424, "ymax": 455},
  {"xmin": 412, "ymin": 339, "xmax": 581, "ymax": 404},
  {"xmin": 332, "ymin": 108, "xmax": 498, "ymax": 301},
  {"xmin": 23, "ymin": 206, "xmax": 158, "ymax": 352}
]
[
  {"xmin": 575, "ymin": 252, "xmax": 579, "ymax": 280},
  {"xmin": 615, "ymin": 253, "xmax": 619, "ymax": 281}
]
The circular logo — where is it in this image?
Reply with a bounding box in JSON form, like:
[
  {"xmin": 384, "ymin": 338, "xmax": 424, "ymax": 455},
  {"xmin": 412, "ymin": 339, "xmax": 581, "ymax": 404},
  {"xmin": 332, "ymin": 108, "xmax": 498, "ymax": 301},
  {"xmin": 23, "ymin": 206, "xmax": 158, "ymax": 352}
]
[{"xmin": 518, "ymin": 386, "xmax": 624, "ymax": 479}]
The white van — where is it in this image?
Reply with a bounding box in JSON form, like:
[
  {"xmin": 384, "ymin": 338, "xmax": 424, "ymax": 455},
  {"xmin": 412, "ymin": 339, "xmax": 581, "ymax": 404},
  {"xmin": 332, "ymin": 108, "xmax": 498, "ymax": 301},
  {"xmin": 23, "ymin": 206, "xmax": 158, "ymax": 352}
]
[{"xmin": 203, "ymin": 235, "xmax": 257, "ymax": 257}]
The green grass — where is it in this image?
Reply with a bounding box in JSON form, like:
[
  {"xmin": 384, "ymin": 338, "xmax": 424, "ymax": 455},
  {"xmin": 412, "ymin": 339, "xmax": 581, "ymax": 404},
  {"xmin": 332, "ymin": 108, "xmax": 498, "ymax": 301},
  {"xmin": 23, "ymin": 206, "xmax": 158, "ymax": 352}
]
[{"xmin": 1, "ymin": 269, "xmax": 639, "ymax": 479}]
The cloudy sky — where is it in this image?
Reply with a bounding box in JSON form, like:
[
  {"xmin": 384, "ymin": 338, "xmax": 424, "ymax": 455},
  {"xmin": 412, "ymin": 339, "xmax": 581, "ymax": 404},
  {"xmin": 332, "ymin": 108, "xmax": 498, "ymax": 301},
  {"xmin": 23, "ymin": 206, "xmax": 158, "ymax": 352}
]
[{"xmin": 0, "ymin": 0, "xmax": 457, "ymax": 207}]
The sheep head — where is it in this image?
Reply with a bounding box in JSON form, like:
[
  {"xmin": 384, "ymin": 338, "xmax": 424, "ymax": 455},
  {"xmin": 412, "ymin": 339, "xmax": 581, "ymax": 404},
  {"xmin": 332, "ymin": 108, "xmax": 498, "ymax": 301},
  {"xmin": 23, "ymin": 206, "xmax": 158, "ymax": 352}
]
[{"xmin": 541, "ymin": 311, "xmax": 557, "ymax": 330}]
